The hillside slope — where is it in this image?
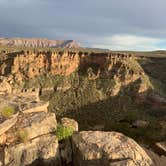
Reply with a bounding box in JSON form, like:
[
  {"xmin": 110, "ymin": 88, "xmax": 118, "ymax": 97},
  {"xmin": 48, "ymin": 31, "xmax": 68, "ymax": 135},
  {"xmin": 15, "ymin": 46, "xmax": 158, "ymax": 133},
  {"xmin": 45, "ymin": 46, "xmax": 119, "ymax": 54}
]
[{"xmin": 0, "ymin": 38, "xmax": 80, "ymax": 48}]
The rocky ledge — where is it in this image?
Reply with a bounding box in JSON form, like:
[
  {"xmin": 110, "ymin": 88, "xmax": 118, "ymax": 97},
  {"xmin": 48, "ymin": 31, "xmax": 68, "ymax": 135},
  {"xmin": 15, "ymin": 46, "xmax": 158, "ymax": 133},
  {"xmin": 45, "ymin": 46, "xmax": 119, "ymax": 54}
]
[
  {"xmin": 0, "ymin": 94, "xmax": 60, "ymax": 166},
  {"xmin": 0, "ymin": 93, "xmax": 165, "ymax": 166}
]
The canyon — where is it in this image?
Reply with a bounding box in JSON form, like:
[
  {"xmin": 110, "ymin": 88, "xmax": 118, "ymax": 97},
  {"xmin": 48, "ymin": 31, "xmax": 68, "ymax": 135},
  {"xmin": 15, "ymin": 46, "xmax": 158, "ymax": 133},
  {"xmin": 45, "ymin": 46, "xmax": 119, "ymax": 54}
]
[{"xmin": 0, "ymin": 46, "xmax": 166, "ymax": 165}]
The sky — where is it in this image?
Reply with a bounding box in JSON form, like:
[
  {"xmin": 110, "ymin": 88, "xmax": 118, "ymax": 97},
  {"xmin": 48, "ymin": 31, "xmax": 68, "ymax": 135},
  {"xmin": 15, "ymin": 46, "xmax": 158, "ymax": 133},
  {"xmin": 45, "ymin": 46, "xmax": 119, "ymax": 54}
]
[{"xmin": 0, "ymin": 0, "xmax": 166, "ymax": 50}]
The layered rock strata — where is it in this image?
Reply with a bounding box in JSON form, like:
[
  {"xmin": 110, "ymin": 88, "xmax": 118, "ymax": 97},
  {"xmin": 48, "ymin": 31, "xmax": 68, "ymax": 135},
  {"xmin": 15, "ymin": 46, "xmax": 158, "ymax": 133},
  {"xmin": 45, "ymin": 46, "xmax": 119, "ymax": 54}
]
[{"xmin": 0, "ymin": 94, "xmax": 60, "ymax": 166}]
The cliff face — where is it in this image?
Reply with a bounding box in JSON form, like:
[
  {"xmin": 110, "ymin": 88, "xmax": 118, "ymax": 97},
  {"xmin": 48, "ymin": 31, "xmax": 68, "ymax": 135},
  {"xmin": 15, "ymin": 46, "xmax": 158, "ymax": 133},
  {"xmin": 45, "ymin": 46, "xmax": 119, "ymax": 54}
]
[
  {"xmin": 0, "ymin": 51, "xmax": 80, "ymax": 80},
  {"xmin": 0, "ymin": 38, "xmax": 80, "ymax": 48},
  {"xmin": 0, "ymin": 50, "xmax": 152, "ymax": 99},
  {"xmin": 0, "ymin": 50, "xmax": 153, "ymax": 121}
]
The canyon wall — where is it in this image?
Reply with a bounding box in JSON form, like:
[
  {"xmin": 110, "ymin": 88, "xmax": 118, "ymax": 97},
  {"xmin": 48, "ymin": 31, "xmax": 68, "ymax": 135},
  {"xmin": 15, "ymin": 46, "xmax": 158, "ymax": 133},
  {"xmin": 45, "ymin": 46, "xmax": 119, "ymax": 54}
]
[{"xmin": 0, "ymin": 51, "xmax": 151, "ymax": 92}]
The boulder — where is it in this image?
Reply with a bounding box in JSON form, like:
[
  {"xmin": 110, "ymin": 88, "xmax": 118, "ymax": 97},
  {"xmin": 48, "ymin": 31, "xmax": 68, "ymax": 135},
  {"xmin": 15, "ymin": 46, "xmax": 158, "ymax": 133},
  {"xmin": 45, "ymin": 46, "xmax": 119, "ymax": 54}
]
[
  {"xmin": 0, "ymin": 79, "xmax": 12, "ymax": 95},
  {"xmin": 0, "ymin": 112, "xmax": 18, "ymax": 136},
  {"xmin": 72, "ymin": 131, "xmax": 153, "ymax": 166},
  {"xmin": 2, "ymin": 134, "xmax": 61, "ymax": 166},
  {"xmin": 22, "ymin": 101, "xmax": 49, "ymax": 114},
  {"xmin": 61, "ymin": 117, "xmax": 78, "ymax": 132},
  {"xmin": 132, "ymin": 120, "xmax": 149, "ymax": 128},
  {"xmin": 15, "ymin": 112, "xmax": 57, "ymax": 140},
  {"xmin": 156, "ymin": 142, "xmax": 166, "ymax": 153}
]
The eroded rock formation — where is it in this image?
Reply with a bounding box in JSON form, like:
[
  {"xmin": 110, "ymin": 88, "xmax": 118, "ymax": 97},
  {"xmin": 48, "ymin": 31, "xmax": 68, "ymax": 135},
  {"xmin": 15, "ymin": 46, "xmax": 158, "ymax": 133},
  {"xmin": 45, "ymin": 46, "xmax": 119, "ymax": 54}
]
[
  {"xmin": 0, "ymin": 94, "xmax": 60, "ymax": 166},
  {"xmin": 0, "ymin": 51, "xmax": 152, "ymax": 96},
  {"xmin": 72, "ymin": 131, "xmax": 153, "ymax": 166}
]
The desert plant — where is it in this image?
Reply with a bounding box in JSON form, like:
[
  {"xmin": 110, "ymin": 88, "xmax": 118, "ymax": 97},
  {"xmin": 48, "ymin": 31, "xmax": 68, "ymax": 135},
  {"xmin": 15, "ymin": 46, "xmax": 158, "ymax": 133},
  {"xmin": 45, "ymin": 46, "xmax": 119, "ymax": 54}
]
[
  {"xmin": 0, "ymin": 106, "xmax": 15, "ymax": 118},
  {"xmin": 17, "ymin": 129, "xmax": 29, "ymax": 143},
  {"xmin": 56, "ymin": 125, "xmax": 74, "ymax": 141}
]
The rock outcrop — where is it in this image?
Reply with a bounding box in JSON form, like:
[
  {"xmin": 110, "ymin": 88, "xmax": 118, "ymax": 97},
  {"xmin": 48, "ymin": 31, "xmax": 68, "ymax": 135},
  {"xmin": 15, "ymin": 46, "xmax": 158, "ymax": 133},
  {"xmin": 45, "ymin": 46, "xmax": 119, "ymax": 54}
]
[
  {"xmin": 156, "ymin": 142, "xmax": 166, "ymax": 153},
  {"xmin": 0, "ymin": 92, "xmax": 163, "ymax": 166},
  {"xmin": 0, "ymin": 51, "xmax": 151, "ymax": 97},
  {"xmin": 0, "ymin": 50, "xmax": 156, "ymax": 133},
  {"xmin": 0, "ymin": 38, "xmax": 80, "ymax": 48},
  {"xmin": 3, "ymin": 134, "xmax": 60, "ymax": 166},
  {"xmin": 72, "ymin": 131, "xmax": 153, "ymax": 166},
  {"xmin": 0, "ymin": 94, "xmax": 60, "ymax": 166}
]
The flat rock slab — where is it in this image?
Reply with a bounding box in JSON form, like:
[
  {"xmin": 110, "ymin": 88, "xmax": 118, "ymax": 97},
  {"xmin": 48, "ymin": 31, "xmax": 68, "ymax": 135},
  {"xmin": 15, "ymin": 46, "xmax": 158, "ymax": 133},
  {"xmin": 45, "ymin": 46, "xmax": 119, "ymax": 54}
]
[
  {"xmin": 72, "ymin": 131, "xmax": 153, "ymax": 166},
  {"xmin": 17, "ymin": 112, "xmax": 57, "ymax": 140},
  {"xmin": 4, "ymin": 112, "xmax": 57, "ymax": 145},
  {"xmin": 156, "ymin": 142, "xmax": 166, "ymax": 153},
  {"xmin": 0, "ymin": 94, "xmax": 49, "ymax": 114},
  {"xmin": 0, "ymin": 113, "xmax": 18, "ymax": 136}
]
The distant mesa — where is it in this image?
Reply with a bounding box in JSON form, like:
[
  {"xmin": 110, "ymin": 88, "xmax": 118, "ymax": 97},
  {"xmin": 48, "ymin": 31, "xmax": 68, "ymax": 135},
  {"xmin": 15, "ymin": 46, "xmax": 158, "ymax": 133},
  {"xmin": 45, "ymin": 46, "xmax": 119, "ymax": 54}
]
[{"xmin": 0, "ymin": 37, "xmax": 80, "ymax": 48}]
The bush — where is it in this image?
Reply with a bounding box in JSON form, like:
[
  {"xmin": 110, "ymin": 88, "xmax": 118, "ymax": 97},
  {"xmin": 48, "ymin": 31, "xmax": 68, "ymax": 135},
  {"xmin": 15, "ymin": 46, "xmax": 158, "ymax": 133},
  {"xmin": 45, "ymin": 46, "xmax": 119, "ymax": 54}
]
[
  {"xmin": 56, "ymin": 125, "xmax": 74, "ymax": 141},
  {"xmin": 0, "ymin": 106, "xmax": 15, "ymax": 118},
  {"xmin": 17, "ymin": 129, "xmax": 29, "ymax": 143}
]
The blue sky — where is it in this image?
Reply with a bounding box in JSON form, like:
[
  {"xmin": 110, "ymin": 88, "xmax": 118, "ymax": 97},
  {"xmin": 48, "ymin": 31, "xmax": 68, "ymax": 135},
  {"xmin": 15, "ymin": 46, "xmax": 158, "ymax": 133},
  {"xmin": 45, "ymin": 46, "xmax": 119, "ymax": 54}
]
[{"xmin": 0, "ymin": 0, "xmax": 166, "ymax": 50}]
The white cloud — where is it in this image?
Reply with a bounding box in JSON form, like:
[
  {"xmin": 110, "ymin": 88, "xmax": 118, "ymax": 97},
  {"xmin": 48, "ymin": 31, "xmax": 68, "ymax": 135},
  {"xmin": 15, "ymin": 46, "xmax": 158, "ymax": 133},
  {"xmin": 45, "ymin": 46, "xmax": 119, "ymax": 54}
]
[{"xmin": 92, "ymin": 34, "xmax": 164, "ymax": 51}]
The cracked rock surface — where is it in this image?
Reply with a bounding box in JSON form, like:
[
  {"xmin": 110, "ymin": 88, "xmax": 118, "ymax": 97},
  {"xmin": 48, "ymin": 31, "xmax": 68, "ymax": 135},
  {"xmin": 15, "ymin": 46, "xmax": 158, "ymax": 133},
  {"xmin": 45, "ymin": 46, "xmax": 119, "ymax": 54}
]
[{"xmin": 72, "ymin": 131, "xmax": 153, "ymax": 166}]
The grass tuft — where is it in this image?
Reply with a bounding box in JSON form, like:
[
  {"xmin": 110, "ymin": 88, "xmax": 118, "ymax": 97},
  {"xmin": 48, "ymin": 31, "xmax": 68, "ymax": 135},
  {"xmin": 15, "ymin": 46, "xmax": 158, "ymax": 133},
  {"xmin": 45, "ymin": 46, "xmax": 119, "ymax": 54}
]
[
  {"xmin": 0, "ymin": 106, "xmax": 15, "ymax": 119},
  {"xmin": 17, "ymin": 129, "xmax": 29, "ymax": 143}
]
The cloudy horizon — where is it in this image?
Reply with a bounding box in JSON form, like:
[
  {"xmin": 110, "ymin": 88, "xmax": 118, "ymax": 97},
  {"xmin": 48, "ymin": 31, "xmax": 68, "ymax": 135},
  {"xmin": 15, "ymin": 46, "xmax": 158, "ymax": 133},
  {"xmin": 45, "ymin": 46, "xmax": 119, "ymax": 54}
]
[{"xmin": 0, "ymin": 0, "xmax": 166, "ymax": 51}]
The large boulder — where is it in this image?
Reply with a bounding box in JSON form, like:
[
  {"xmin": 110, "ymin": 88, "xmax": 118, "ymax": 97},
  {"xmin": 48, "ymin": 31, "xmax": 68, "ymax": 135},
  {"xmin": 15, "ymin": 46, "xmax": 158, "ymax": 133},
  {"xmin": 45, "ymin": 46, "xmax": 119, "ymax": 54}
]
[
  {"xmin": 0, "ymin": 94, "xmax": 59, "ymax": 166},
  {"xmin": 15, "ymin": 112, "xmax": 57, "ymax": 140},
  {"xmin": 72, "ymin": 131, "xmax": 153, "ymax": 166},
  {"xmin": 2, "ymin": 134, "xmax": 61, "ymax": 166}
]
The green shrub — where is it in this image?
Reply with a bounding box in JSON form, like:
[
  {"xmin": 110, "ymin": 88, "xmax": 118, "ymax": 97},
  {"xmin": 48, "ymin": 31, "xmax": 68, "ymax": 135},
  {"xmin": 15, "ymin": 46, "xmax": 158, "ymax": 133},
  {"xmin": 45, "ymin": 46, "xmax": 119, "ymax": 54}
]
[
  {"xmin": 0, "ymin": 106, "xmax": 15, "ymax": 118},
  {"xmin": 56, "ymin": 125, "xmax": 74, "ymax": 141}
]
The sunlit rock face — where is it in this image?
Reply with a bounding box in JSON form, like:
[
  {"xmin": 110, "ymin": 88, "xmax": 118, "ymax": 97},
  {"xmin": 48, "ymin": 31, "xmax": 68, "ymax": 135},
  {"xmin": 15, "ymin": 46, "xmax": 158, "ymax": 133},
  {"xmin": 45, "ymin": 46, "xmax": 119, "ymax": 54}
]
[
  {"xmin": 0, "ymin": 50, "xmax": 151, "ymax": 95},
  {"xmin": 72, "ymin": 131, "xmax": 153, "ymax": 166}
]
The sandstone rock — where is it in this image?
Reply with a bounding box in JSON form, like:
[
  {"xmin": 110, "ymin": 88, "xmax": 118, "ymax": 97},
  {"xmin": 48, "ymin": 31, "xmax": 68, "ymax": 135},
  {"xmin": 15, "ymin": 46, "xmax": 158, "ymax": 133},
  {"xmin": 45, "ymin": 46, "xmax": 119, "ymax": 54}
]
[
  {"xmin": 22, "ymin": 101, "xmax": 49, "ymax": 114},
  {"xmin": 0, "ymin": 134, "xmax": 7, "ymax": 145},
  {"xmin": 2, "ymin": 134, "xmax": 60, "ymax": 166},
  {"xmin": 156, "ymin": 142, "xmax": 166, "ymax": 153},
  {"xmin": 0, "ymin": 79, "xmax": 12, "ymax": 95},
  {"xmin": 61, "ymin": 117, "xmax": 78, "ymax": 132},
  {"xmin": 16, "ymin": 112, "xmax": 57, "ymax": 140},
  {"xmin": 132, "ymin": 120, "xmax": 149, "ymax": 128},
  {"xmin": 0, "ymin": 94, "xmax": 48, "ymax": 114},
  {"xmin": 0, "ymin": 113, "xmax": 18, "ymax": 136},
  {"xmin": 72, "ymin": 131, "xmax": 153, "ymax": 166}
]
